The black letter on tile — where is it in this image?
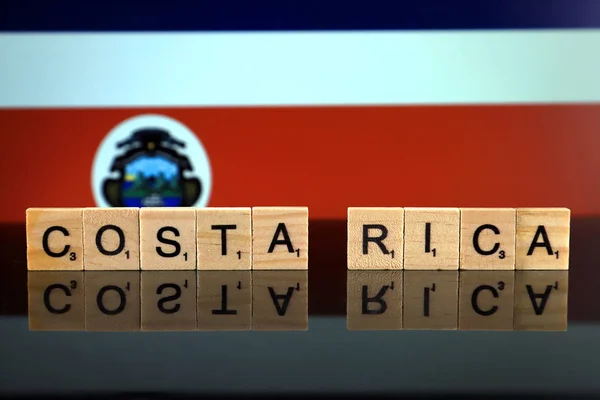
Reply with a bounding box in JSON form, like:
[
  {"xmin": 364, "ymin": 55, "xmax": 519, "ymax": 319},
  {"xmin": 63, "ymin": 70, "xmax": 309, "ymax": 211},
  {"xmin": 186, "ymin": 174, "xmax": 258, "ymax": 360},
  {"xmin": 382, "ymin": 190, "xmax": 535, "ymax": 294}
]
[
  {"xmin": 156, "ymin": 227, "xmax": 181, "ymax": 258},
  {"xmin": 473, "ymin": 224, "xmax": 500, "ymax": 256},
  {"xmin": 527, "ymin": 226, "xmax": 554, "ymax": 256},
  {"xmin": 268, "ymin": 223, "xmax": 294, "ymax": 253},
  {"xmin": 96, "ymin": 225, "xmax": 125, "ymax": 256},
  {"xmin": 42, "ymin": 226, "xmax": 70, "ymax": 258},
  {"xmin": 212, "ymin": 225, "xmax": 237, "ymax": 256},
  {"xmin": 362, "ymin": 224, "xmax": 390, "ymax": 255}
]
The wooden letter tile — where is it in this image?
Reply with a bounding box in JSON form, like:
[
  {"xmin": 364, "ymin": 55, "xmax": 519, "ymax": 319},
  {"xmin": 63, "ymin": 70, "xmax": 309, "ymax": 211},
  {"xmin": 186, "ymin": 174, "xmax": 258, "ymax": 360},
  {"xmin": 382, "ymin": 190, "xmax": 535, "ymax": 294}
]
[
  {"xmin": 141, "ymin": 271, "xmax": 197, "ymax": 331},
  {"xmin": 28, "ymin": 272, "xmax": 84, "ymax": 330},
  {"xmin": 26, "ymin": 208, "xmax": 83, "ymax": 271},
  {"xmin": 514, "ymin": 271, "xmax": 568, "ymax": 331},
  {"xmin": 84, "ymin": 271, "xmax": 141, "ymax": 331},
  {"xmin": 516, "ymin": 208, "xmax": 570, "ymax": 270},
  {"xmin": 83, "ymin": 208, "xmax": 140, "ymax": 270},
  {"xmin": 404, "ymin": 208, "xmax": 460, "ymax": 270},
  {"xmin": 197, "ymin": 207, "xmax": 252, "ymax": 270},
  {"xmin": 347, "ymin": 207, "xmax": 404, "ymax": 270},
  {"xmin": 458, "ymin": 271, "xmax": 515, "ymax": 330},
  {"xmin": 460, "ymin": 208, "xmax": 516, "ymax": 270},
  {"xmin": 403, "ymin": 271, "xmax": 458, "ymax": 330},
  {"xmin": 252, "ymin": 207, "xmax": 308, "ymax": 270},
  {"xmin": 197, "ymin": 271, "xmax": 252, "ymax": 330},
  {"xmin": 140, "ymin": 208, "xmax": 196, "ymax": 270},
  {"xmin": 347, "ymin": 271, "xmax": 402, "ymax": 330},
  {"xmin": 252, "ymin": 271, "xmax": 308, "ymax": 330}
]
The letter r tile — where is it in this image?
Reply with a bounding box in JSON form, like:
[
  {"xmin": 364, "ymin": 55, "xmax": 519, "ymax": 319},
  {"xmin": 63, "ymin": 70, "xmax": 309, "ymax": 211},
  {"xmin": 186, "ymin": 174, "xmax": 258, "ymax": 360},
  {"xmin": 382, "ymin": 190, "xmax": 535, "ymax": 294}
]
[{"xmin": 347, "ymin": 207, "xmax": 404, "ymax": 270}]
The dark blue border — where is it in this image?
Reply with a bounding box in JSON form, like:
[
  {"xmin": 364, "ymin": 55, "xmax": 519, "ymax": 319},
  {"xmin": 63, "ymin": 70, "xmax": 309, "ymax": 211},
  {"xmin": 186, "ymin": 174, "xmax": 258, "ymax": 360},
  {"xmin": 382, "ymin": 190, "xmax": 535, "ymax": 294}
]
[{"xmin": 1, "ymin": 0, "xmax": 600, "ymax": 31}]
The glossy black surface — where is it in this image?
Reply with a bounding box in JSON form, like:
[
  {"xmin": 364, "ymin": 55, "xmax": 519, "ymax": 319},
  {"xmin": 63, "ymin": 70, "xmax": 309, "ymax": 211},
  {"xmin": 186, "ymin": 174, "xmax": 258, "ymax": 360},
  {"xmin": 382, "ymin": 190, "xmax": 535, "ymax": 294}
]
[{"xmin": 1, "ymin": 220, "xmax": 600, "ymax": 397}]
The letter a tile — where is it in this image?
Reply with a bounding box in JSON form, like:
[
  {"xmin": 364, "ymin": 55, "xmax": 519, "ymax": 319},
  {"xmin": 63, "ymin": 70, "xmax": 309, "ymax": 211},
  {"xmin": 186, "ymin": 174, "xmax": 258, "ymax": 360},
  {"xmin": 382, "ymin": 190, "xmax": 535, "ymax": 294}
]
[
  {"xmin": 347, "ymin": 207, "xmax": 404, "ymax": 270},
  {"xmin": 516, "ymin": 208, "xmax": 570, "ymax": 270},
  {"xmin": 252, "ymin": 207, "xmax": 308, "ymax": 270}
]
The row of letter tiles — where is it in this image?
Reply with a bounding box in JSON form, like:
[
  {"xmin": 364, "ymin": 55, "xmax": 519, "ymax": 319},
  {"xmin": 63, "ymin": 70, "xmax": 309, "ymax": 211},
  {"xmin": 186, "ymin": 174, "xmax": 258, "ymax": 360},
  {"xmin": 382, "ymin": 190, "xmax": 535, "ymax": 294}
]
[
  {"xmin": 26, "ymin": 207, "xmax": 309, "ymax": 271},
  {"xmin": 28, "ymin": 270, "xmax": 308, "ymax": 331},
  {"xmin": 348, "ymin": 207, "xmax": 570, "ymax": 270},
  {"xmin": 348, "ymin": 270, "xmax": 568, "ymax": 331}
]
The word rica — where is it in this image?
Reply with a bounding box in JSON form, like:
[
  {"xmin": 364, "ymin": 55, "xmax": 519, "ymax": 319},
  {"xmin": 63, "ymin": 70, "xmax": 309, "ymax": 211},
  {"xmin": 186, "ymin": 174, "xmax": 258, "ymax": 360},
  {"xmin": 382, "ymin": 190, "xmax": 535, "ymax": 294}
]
[{"xmin": 348, "ymin": 207, "xmax": 570, "ymax": 270}]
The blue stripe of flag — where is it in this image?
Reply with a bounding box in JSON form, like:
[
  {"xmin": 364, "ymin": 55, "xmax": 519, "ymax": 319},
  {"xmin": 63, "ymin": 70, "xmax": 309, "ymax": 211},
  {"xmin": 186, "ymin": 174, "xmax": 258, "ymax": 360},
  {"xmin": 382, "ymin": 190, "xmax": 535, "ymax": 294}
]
[{"xmin": 1, "ymin": 0, "xmax": 600, "ymax": 31}]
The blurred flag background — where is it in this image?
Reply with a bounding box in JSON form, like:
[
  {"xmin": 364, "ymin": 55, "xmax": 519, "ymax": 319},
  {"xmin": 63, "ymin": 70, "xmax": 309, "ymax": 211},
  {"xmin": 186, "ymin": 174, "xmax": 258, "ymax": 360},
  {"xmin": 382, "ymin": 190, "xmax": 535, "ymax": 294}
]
[{"xmin": 1, "ymin": 0, "xmax": 600, "ymax": 221}]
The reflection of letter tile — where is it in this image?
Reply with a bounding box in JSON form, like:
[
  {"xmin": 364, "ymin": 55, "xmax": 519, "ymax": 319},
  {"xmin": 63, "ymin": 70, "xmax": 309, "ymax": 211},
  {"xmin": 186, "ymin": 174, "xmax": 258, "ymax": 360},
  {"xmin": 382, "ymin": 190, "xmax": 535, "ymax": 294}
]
[
  {"xmin": 141, "ymin": 271, "xmax": 197, "ymax": 331},
  {"xmin": 459, "ymin": 271, "xmax": 515, "ymax": 330},
  {"xmin": 28, "ymin": 272, "xmax": 84, "ymax": 330},
  {"xmin": 516, "ymin": 208, "xmax": 570, "ymax": 270},
  {"xmin": 83, "ymin": 208, "xmax": 140, "ymax": 271},
  {"xmin": 404, "ymin": 208, "xmax": 460, "ymax": 270},
  {"xmin": 347, "ymin": 271, "xmax": 402, "ymax": 330},
  {"xmin": 197, "ymin": 208, "xmax": 252, "ymax": 270},
  {"xmin": 403, "ymin": 271, "xmax": 458, "ymax": 330},
  {"xmin": 252, "ymin": 207, "xmax": 308, "ymax": 270},
  {"xmin": 460, "ymin": 208, "xmax": 516, "ymax": 270},
  {"xmin": 26, "ymin": 208, "xmax": 84, "ymax": 271},
  {"xmin": 140, "ymin": 208, "xmax": 196, "ymax": 270},
  {"xmin": 347, "ymin": 207, "xmax": 404, "ymax": 270},
  {"xmin": 197, "ymin": 271, "xmax": 252, "ymax": 330},
  {"xmin": 84, "ymin": 272, "xmax": 141, "ymax": 331},
  {"xmin": 252, "ymin": 271, "xmax": 308, "ymax": 330},
  {"xmin": 514, "ymin": 271, "xmax": 568, "ymax": 331}
]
